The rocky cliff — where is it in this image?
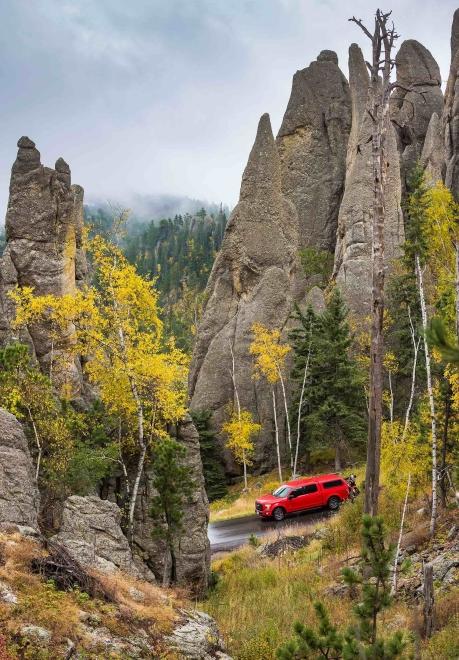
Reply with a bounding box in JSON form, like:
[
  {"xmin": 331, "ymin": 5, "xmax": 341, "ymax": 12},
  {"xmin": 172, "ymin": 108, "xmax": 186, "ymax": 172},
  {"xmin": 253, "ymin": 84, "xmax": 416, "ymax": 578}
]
[
  {"xmin": 333, "ymin": 44, "xmax": 405, "ymax": 314},
  {"xmin": 444, "ymin": 9, "xmax": 459, "ymax": 199},
  {"xmin": 277, "ymin": 50, "xmax": 351, "ymax": 252},
  {"xmin": 190, "ymin": 113, "xmax": 302, "ymax": 473},
  {"xmin": 191, "ymin": 23, "xmax": 454, "ymax": 471},
  {"xmin": 0, "ymin": 137, "xmax": 87, "ymax": 400}
]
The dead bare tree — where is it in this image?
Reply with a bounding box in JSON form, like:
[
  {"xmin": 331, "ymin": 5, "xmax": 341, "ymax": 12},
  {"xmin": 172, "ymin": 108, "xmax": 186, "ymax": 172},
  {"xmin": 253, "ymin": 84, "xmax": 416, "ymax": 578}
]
[{"xmin": 350, "ymin": 9, "xmax": 399, "ymax": 515}]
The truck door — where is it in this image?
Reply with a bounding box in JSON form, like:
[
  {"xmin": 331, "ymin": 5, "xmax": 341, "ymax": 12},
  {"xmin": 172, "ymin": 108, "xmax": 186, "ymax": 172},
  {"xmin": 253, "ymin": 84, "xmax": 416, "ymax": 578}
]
[{"xmin": 293, "ymin": 483, "xmax": 322, "ymax": 511}]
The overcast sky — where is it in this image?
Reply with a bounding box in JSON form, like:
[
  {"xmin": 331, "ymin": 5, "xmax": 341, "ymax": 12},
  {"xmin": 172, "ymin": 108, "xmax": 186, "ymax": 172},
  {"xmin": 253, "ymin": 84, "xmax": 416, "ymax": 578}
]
[{"xmin": 1, "ymin": 0, "xmax": 458, "ymax": 217}]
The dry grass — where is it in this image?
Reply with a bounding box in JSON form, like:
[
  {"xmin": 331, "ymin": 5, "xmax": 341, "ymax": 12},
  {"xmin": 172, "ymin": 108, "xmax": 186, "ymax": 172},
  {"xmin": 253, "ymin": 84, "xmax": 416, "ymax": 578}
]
[
  {"xmin": 95, "ymin": 570, "xmax": 180, "ymax": 636},
  {"xmin": 0, "ymin": 532, "xmax": 185, "ymax": 657},
  {"xmin": 204, "ymin": 537, "xmax": 415, "ymax": 659}
]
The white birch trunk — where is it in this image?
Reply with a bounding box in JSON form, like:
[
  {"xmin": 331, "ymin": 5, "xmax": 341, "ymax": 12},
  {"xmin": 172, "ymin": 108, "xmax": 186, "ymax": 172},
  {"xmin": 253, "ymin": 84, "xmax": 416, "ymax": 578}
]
[
  {"xmin": 402, "ymin": 307, "xmax": 421, "ymax": 442},
  {"xmin": 229, "ymin": 342, "xmax": 248, "ymax": 489},
  {"xmin": 294, "ymin": 350, "xmax": 311, "ymax": 478},
  {"xmin": 415, "ymin": 254, "xmax": 438, "ymax": 536},
  {"xmin": 388, "ymin": 371, "xmax": 394, "ymax": 424},
  {"xmin": 278, "ymin": 369, "xmax": 292, "ymax": 470},
  {"xmin": 391, "ymin": 472, "xmax": 411, "ymax": 595},
  {"xmin": 272, "ymin": 388, "xmax": 282, "ymax": 483}
]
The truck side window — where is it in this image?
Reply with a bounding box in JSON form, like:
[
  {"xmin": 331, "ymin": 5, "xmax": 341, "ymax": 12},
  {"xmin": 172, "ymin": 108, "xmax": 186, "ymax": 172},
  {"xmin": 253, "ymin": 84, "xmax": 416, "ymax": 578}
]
[{"xmin": 323, "ymin": 479, "xmax": 344, "ymax": 489}]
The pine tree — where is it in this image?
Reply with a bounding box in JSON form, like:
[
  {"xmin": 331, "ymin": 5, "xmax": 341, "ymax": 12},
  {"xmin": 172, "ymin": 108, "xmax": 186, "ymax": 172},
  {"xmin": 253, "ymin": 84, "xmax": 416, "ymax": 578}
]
[
  {"xmin": 192, "ymin": 410, "xmax": 228, "ymax": 502},
  {"xmin": 277, "ymin": 516, "xmax": 407, "ymax": 659},
  {"xmin": 150, "ymin": 436, "xmax": 194, "ymax": 584},
  {"xmin": 292, "ymin": 288, "xmax": 366, "ymax": 471}
]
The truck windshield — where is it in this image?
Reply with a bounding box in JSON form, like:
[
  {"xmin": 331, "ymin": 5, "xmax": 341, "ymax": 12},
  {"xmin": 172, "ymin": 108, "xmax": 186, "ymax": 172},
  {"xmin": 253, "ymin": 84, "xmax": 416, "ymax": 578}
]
[{"xmin": 272, "ymin": 485, "xmax": 291, "ymax": 497}]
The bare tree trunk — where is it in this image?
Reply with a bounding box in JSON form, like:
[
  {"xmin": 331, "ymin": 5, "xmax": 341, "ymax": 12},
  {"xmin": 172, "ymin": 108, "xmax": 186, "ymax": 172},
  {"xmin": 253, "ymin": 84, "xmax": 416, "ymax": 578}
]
[
  {"xmin": 351, "ymin": 10, "xmax": 399, "ymax": 516},
  {"xmin": 415, "ymin": 254, "xmax": 438, "ymax": 536},
  {"xmin": 402, "ymin": 307, "xmax": 421, "ymax": 441},
  {"xmin": 272, "ymin": 388, "xmax": 282, "ymax": 483},
  {"xmin": 423, "ymin": 563, "xmax": 435, "ymax": 638},
  {"xmin": 392, "ymin": 472, "xmax": 411, "ymax": 595}
]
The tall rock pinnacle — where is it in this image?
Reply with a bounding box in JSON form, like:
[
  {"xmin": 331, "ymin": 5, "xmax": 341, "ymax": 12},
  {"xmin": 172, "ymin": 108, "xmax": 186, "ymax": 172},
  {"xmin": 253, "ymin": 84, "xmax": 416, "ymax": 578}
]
[
  {"xmin": 334, "ymin": 45, "xmax": 404, "ymax": 314},
  {"xmin": 190, "ymin": 114, "xmax": 302, "ymax": 472},
  {"xmin": 0, "ymin": 137, "xmax": 87, "ymax": 398},
  {"xmin": 346, "ymin": 44, "xmax": 370, "ymax": 178},
  {"xmin": 277, "ymin": 51, "xmax": 351, "ymax": 252},
  {"xmin": 444, "ymin": 9, "xmax": 459, "ymax": 199},
  {"xmin": 391, "ymin": 39, "xmax": 443, "ymax": 191}
]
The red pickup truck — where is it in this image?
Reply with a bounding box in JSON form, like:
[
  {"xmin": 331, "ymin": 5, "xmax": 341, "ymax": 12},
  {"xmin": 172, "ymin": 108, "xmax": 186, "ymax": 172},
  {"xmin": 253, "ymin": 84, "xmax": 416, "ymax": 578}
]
[{"xmin": 255, "ymin": 473, "xmax": 350, "ymax": 521}]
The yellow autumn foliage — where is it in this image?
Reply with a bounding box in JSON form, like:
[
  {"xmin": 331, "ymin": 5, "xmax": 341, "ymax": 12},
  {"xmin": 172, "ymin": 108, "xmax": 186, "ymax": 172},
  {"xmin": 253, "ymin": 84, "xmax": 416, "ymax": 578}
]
[
  {"xmin": 249, "ymin": 323, "xmax": 290, "ymax": 384},
  {"xmin": 381, "ymin": 420, "xmax": 430, "ymax": 501},
  {"xmin": 9, "ymin": 235, "xmax": 188, "ymax": 450},
  {"xmin": 222, "ymin": 409, "xmax": 261, "ymax": 467}
]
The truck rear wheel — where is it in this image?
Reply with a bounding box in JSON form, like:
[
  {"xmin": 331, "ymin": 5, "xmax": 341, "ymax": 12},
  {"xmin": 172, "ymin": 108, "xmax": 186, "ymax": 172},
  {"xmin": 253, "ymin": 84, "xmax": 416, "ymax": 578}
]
[{"xmin": 328, "ymin": 496, "xmax": 341, "ymax": 511}]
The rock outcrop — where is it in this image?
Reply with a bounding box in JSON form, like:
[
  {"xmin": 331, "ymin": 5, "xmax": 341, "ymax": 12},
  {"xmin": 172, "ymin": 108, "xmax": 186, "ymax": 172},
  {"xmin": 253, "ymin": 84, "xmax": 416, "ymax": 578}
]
[
  {"xmin": 0, "ymin": 137, "xmax": 87, "ymax": 398},
  {"xmin": 167, "ymin": 610, "xmax": 232, "ymax": 659},
  {"xmin": 334, "ymin": 44, "xmax": 405, "ymax": 314},
  {"xmin": 444, "ymin": 9, "xmax": 459, "ymax": 200},
  {"xmin": 132, "ymin": 415, "xmax": 211, "ymax": 594},
  {"xmin": 0, "ymin": 408, "xmax": 40, "ymax": 532},
  {"xmin": 277, "ymin": 50, "xmax": 351, "ymax": 251},
  {"xmin": 390, "ymin": 40, "xmax": 443, "ymax": 191},
  {"xmin": 189, "ymin": 113, "xmax": 301, "ymax": 472},
  {"xmin": 421, "ymin": 112, "xmax": 445, "ymax": 184},
  {"xmin": 52, "ymin": 495, "xmax": 144, "ymax": 578}
]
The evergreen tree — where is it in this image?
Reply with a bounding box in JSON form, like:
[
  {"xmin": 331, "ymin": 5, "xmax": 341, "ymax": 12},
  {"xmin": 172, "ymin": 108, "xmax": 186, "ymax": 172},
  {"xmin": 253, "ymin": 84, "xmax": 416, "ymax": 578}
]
[
  {"xmin": 291, "ymin": 289, "xmax": 366, "ymax": 471},
  {"xmin": 150, "ymin": 436, "xmax": 194, "ymax": 583},
  {"xmin": 192, "ymin": 410, "xmax": 228, "ymax": 501},
  {"xmin": 277, "ymin": 516, "xmax": 407, "ymax": 659}
]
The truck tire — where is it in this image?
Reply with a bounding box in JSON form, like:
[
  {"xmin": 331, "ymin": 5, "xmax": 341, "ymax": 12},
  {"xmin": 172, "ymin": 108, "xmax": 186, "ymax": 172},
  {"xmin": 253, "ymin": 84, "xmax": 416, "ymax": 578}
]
[
  {"xmin": 328, "ymin": 496, "xmax": 341, "ymax": 511},
  {"xmin": 273, "ymin": 507, "xmax": 285, "ymax": 521}
]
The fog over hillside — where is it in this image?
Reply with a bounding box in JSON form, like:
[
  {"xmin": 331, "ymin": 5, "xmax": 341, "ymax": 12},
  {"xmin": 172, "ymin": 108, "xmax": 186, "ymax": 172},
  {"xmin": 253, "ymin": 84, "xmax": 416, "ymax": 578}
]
[{"xmin": 85, "ymin": 193, "xmax": 230, "ymax": 222}]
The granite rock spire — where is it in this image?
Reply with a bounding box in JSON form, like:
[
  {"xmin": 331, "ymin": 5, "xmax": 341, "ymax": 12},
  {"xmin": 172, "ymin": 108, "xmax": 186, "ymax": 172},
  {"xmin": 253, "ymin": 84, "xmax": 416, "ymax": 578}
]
[
  {"xmin": 190, "ymin": 113, "xmax": 302, "ymax": 472},
  {"xmin": 277, "ymin": 51, "xmax": 351, "ymax": 252}
]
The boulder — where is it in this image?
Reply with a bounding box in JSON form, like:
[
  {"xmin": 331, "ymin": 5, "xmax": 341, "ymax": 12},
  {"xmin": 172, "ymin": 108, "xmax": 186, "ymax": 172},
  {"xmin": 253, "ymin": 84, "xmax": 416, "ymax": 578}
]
[
  {"xmin": 0, "ymin": 408, "xmax": 40, "ymax": 531},
  {"xmin": 189, "ymin": 113, "xmax": 302, "ymax": 473},
  {"xmin": 166, "ymin": 610, "xmax": 232, "ymax": 660},
  {"xmin": 52, "ymin": 495, "xmax": 143, "ymax": 578},
  {"xmin": 334, "ymin": 44, "xmax": 404, "ymax": 314},
  {"xmin": 0, "ymin": 580, "xmax": 18, "ymax": 605},
  {"xmin": 0, "ymin": 137, "xmax": 87, "ymax": 399},
  {"xmin": 277, "ymin": 51, "xmax": 351, "ymax": 251}
]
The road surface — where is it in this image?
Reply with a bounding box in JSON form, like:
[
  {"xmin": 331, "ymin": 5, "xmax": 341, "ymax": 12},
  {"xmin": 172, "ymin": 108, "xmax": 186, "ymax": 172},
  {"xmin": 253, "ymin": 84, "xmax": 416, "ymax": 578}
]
[{"xmin": 208, "ymin": 509, "xmax": 331, "ymax": 553}]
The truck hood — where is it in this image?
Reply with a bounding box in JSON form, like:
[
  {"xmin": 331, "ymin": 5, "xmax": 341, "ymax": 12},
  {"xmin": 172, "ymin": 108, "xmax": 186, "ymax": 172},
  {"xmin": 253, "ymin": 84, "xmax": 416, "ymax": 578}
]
[{"xmin": 256, "ymin": 494, "xmax": 284, "ymax": 504}]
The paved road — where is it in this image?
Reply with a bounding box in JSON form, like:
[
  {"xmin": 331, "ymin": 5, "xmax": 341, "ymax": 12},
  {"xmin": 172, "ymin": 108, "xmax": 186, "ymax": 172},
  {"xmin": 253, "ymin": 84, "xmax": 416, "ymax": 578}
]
[{"xmin": 208, "ymin": 509, "xmax": 331, "ymax": 553}]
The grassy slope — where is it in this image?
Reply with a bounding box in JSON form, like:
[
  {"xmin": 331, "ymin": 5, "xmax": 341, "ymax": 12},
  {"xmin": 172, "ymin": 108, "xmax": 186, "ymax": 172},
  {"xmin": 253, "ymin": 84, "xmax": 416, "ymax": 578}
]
[
  {"xmin": 204, "ymin": 491, "xmax": 459, "ymax": 659},
  {"xmin": 0, "ymin": 531, "xmax": 190, "ymax": 659}
]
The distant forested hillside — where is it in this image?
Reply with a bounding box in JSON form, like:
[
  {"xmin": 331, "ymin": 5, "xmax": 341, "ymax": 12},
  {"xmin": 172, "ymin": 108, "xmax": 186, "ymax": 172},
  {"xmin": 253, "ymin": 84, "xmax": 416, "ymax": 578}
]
[{"xmin": 84, "ymin": 205, "xmax": 227, "ymax": 350}]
